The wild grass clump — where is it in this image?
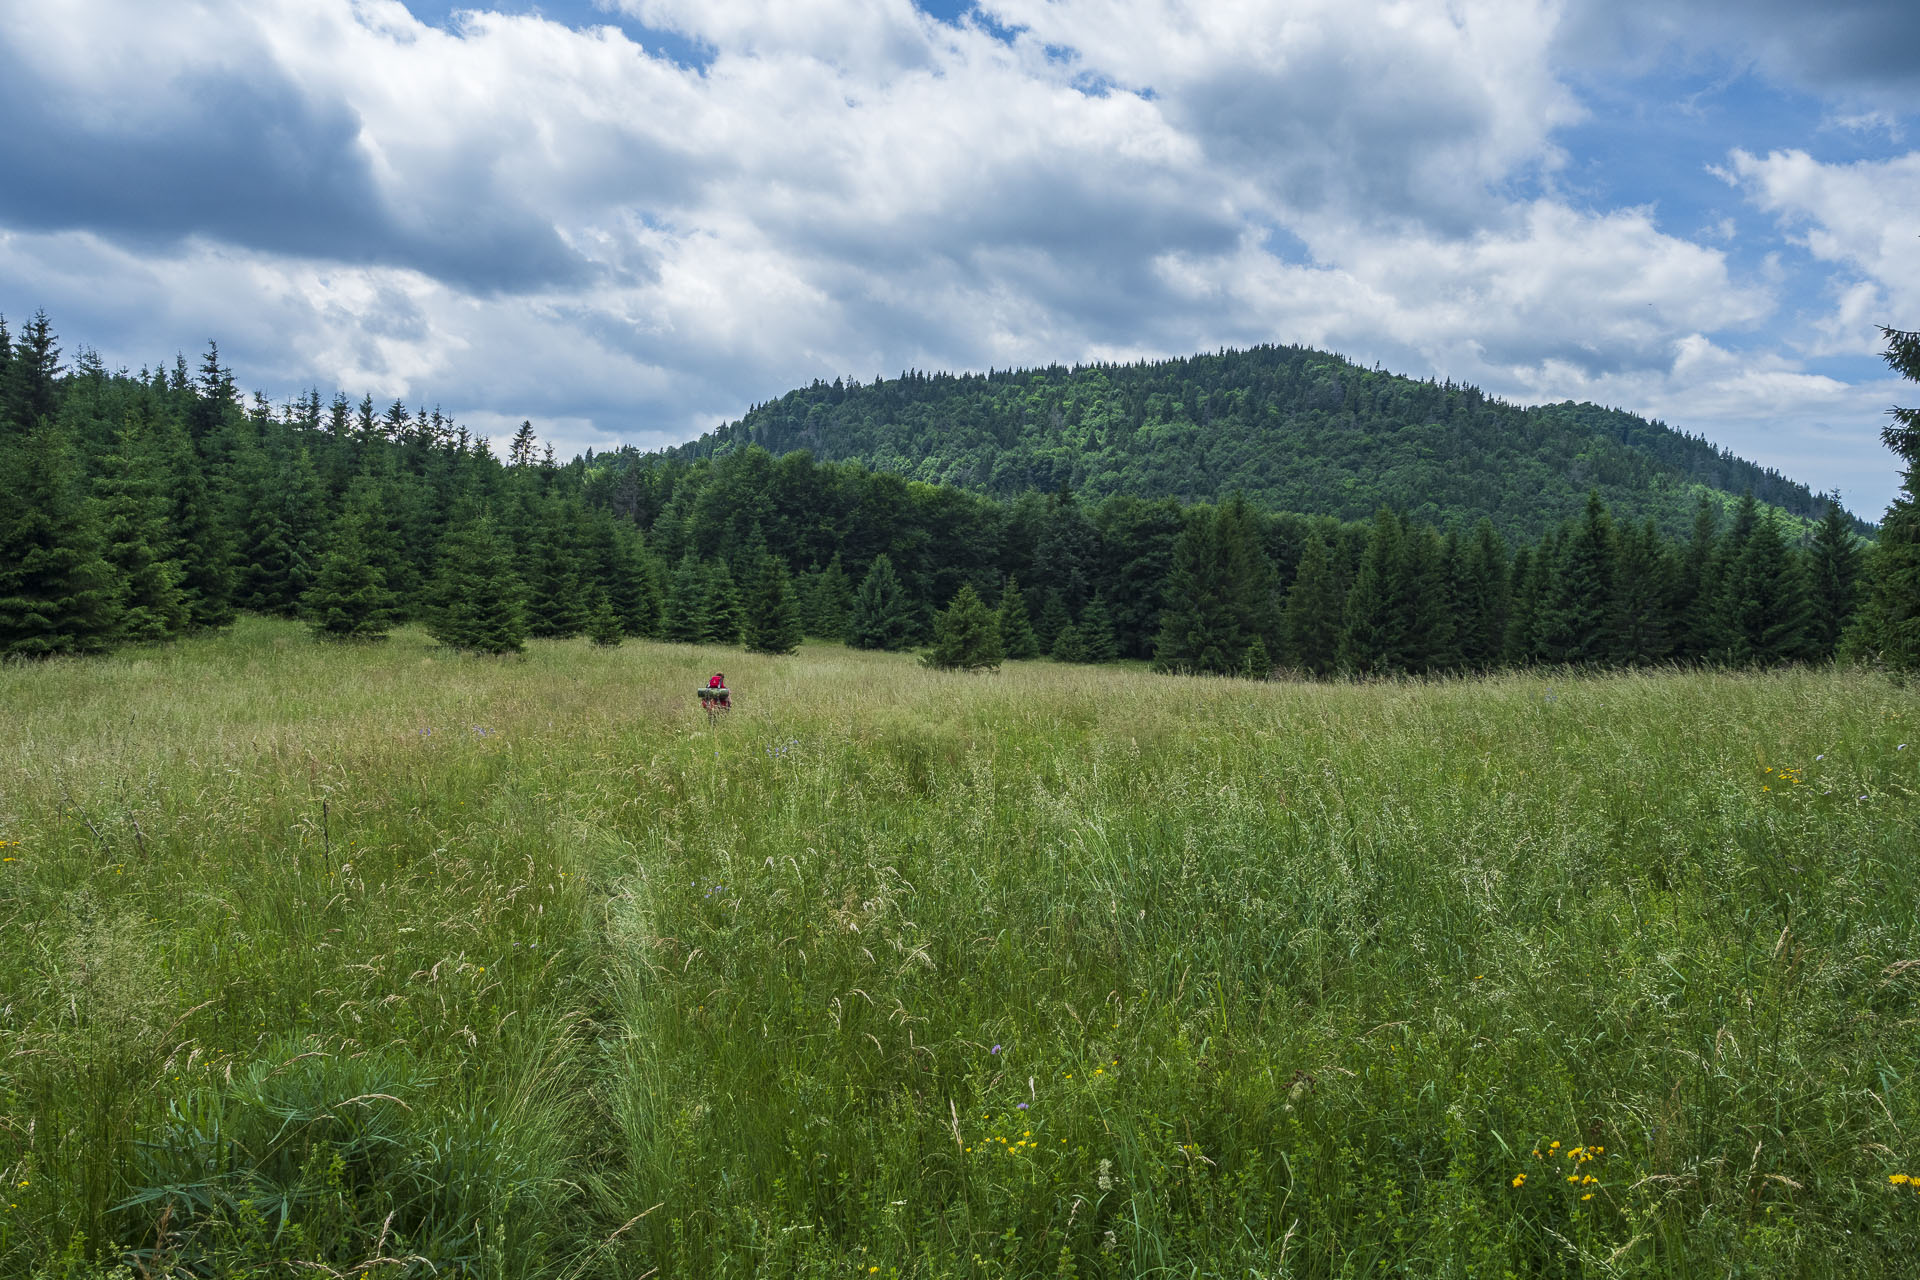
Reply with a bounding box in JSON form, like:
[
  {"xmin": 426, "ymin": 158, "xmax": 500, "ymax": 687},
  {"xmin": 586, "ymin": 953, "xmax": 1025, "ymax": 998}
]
[{"xmin": 1, "ymin": 618, "xmax": 1916, "ymax": 1277}]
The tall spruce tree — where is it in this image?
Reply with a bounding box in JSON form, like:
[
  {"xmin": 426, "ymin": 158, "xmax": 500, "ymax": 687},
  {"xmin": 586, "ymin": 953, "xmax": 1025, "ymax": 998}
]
[
  {"xmin": 1339, "ymin": 509, "xmax": 1401, "ymax": 675},
  {"xmin": 1848, "ymin": 326, "xmax": 1920, "ymax": 670},
  {"xmin": 1536, "ymin": 492, "xmax": 1621, "ymax": 665},
  {"xmin": 304, "ymin": 508, "xmax": 397, "ymax": 641},
  {"xmin": 525, "ymin": 527, "xmax": 586, "ymax": 639},
  {"xmin": 806, "ymin": 553, "xmax": 855, "ymax": 640},
  {"xmin": 1719, "ymin": 508, "xmax": 1812, "ymax": 664},
  {"xmin": 1152, "ymin": 506, "xmax": 1243, "ymax": 675},
  {"xmin": 1282, "ymin": 531, "xmax": 1342, "ymax": 676},
  {"xmin": 1388, "ymin": 522, "xmax": 1452, "ymax": 673},
  {"xmin": 1455, "ymin": 519, "xmax": 1511, "ymax": 671},
  {"xmin": 616, "ymin": 528, "xmax": 664, "ymax": 638},
  {"xmin": 93, "ymin": 417, "xmax": 188, "ymax": 642},
  {"xmin": 923, "ymin": 582, "xmax": 1003, "ymax": 671},
  {"xmin": 428, "ymin": 511, "xmax": 527, "ymax": 654},
  {"xmin": 1615, "ymin": 518, "xmax": 1677, "ymax": 665},
  {"xmin": 848, "ymin": 554, "xmax": 914, "ymax": 650},
  {"xmin": 996, "ymin": 576, "xmax": 1040, "ymax": 659},
  {"xmin": 0, "ymin": 423, "xmax": 121, "ymax": 657},
  {"xmin": 662, "ymin": 552, "xmax": 709, "ymax": 643},
  {"xmin": 742, "ymin": 553, "xmax": 802, "ymax": 655},
  {"xmin": 1807, "ymin": 501, "xmax": 1862, "ymax": 660},
  {"xmin": 159, "ymin": 418, "xmax": 235, "ymax": 630},
  {"xmin": 703, "ymin": 559, "xmax": 742, "ymax": 644},
  {"xmin": 1674, "ymin": 494, "xmax": 1723, "ymax": 661},
  {"xmin": 1034, "ymin": 589, "xmax": 1072, "ymax": 654},
  {"xmin": 1078, "ymin": 593, "xmax": 1119, "ymax": 663}
]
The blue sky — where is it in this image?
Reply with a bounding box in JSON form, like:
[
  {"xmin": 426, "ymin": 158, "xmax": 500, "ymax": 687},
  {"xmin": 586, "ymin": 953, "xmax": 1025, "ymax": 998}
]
[{"xmin": 1, "ymin": 0, "xmax": 1916, "ymax": 514}]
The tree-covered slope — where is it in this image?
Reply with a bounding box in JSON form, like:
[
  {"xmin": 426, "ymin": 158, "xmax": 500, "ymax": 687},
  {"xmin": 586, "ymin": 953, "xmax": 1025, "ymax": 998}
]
[{"xmin": 678, "ymin": 345, "xmax": 1849, "ymax": 539}]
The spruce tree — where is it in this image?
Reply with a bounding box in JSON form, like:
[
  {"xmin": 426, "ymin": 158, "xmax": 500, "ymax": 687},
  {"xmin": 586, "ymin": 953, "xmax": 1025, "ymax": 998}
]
[
  {"xmin": 1721, "ymin": 508, "xmax": 1813, "ymax": 664},
  {"xmin": 662, "ymin": 552, "xmax": 709, "ymax": 643},
  {"xmin": 587, "ymin": 589, "xmax": 624, "ymax": 648},
  {"xmin": 1050, "ymin": 623, "xmax": 1088, "ymax": 663},
  {"xmin": 1078, "ymin": 593, "xmax": 1119, "ymax": 663},
  {"xmin": 848, "ymin": 554, "xmax": 914, "ymax": 650},
  {"xmin": 923, "ymin": 583, "xmax": 1003, "ymax": 671},
  {"xmin": 428, "ymin": 512, "xmax": 527, "ymax": 654},
  {"xmin": 1339, "ymin": 509, "xmax": 1401, "ymax": 675},
  {"xmin": 617, "ymin": 529, "xmax": 664, "ymax": 638},
  {"xmin": 1674, "ymin": 494, "xmax": 1723, "ymax": 661},
  {"xmin": 1241, "ymin": 636, "xmax": 1273, "ymax": 680},
  {"xmin": 304, "ymin": 509, "xmax": 397, "ymax": 641},
  {"xmin": 1807, "ymin": 502, "xmax": 1861, "ymax": 659},
  {"xmin": 1219, "ymin": 494, "xmax": 1282, "ymax": 656},
  {"xmin": 1282, "ymin": 532, "xmax": 1341, "ymax": 676},
  {"xmin": 807, "ymin": 553, "xmax": 855, "ymax": 640},
  {"xmin": 0, "ymin": 424, "xmax": 121, "ymax": 657},
  {"xmin": 1537, "ymin": 492, "xmax": 1621, "ymax": 665},
  {"xmin": 743, "ymin": 553, "xmax": 803, "ymax": 655},
  {"xmin": 1615, "ymin": 518, "xmax": 1677, "ymax": 665},
  {"xmin": 703, "ymin": 559, "xmax": 742, "ymax": 644},
  {"xmin": 1388, "ymin": 522, "xmax": 1452, "ymax": 674},
  {"xmin": 525, "ymin": 530, "xmax": 586, "ymax": 639},
  {"xmin": 1504, "ymin": 533, "xmax": 1556, "ymax": 665},
  {"xmin": 996, "ymin": 576, "xmax": 1040, "ymax": 659},
  {"xmin": 233, "ymin": 444, "xmax": 326, "ymax": 616},
  {"xmin": 1456, "ymin": 519, "xmax": 1510, "ymax": 671},
  {"xmin": 1034, "ymin": 589, "xmax": 1072, "ymax": 654},
  {"xmin": 1707, "ymin": 495, "xmax": 1762, "ymax": 664},
  {"xmin": 159, "ymin": 418, "xmax": 235, "ymax": 630},
  {"xmin": 1152, "ymin": 506, "xmax": 1242, "ymax": 675},
  {"xmin": 93, "ymin": 417, "xmax": 188, "ymax": 642}
]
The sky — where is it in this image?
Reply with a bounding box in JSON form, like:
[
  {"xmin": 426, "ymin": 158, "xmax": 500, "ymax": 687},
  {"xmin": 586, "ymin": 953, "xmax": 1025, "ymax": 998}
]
[{"xmin": 2, "ymin": 1, "xmax": 1917, "ymax": 515}]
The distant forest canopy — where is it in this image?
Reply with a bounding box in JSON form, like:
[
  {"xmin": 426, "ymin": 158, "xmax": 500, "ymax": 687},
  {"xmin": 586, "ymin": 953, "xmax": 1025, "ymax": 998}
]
[
  {"xmin": 675, "ymin": 343, "xmax": 1864, "ymax": 541},
  {"xmin": 0, "ymin": 308, "xmax": 1897, "ymax": 676}
]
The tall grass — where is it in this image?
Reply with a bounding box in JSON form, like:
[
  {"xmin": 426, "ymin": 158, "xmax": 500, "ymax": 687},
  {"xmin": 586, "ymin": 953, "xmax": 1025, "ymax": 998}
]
[{"xmin": 1, "ymin": 617, "xmax": 1916, "ymax": 1277}]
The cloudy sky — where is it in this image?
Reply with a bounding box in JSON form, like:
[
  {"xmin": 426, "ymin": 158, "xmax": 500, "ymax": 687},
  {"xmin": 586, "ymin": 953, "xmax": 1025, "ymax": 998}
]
[{"xmin": 3, "ymin": 1, "xmax": 1917, "ymax": 514}]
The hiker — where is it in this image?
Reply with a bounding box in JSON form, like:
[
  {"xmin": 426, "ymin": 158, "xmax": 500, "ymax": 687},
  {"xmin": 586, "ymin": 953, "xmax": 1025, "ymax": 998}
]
[
  {"xmin": 709, "ymin": 672, "xmax": 726, "ymax": 691},
  {"xmin": 700, "ymin": 672, "xmax": 731, "ymax": 713}
]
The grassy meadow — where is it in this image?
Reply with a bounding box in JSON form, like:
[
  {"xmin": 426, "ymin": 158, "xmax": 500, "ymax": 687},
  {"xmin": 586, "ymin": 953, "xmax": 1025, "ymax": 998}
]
[{"xmin": 2, "ymin": 617, "xmax": 1918, "ymax": 1278}]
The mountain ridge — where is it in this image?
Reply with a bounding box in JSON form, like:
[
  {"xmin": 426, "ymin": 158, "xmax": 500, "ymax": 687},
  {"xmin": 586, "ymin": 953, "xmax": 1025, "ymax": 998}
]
[{"xmin": 674, "ymin": 344, "xmax": 1858, "ymax": 540}]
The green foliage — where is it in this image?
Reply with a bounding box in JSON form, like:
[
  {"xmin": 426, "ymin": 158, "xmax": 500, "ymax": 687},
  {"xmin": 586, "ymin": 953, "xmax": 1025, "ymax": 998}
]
[
  {"xmin": 995, "ymin": 576, "xmax": 1040, "ymax": 660},
  {"xmin": 1282, "ymin": 531, "xmax": 1342, "ymax": 676},
  {"xmin": 1240, "ymin": 635, "xmax": 1272, "ymax": 679},
  {"xmin": 848, "ymin": 554, "xmax": 913, "ymax": 651},
  {"xmin": 742, "ymin": 553, "xmax": 802, "ymax": 655},
  {"xmin": 1850, "ymin": 328, "xmax": 1920, "ymax": 671},
  {"xmin": 1077, "ymin": 593, "xmax": 1118, "ymax": 663},
  {"xmin": 662, "ymin": 552, "xmax": 709, "ymax": 643},
  {"xmin": 682, "ymin": 344, "xmax": 1847, "ymax": 540},
  {"xmin": 427, "ymin": 512, "xmax": 527, "ymax": 654},
  {"xmin": 92, "ymin": 417, "xmax": 187, "ymax": 643},
  {"xmin": 803, "ymin": 553, "xmax": 854, "ymax": 640},
  {"xmin": 1034, "ymin": 589, "xmax": 1071, "ymax": 654},
  {"xmin": 303, "ymin": 509, "xmax": 397, "ymax": 641},
  {"xmin": 0, "ymin": 424, "xmax": 120, "ymax": 657},
  {"xmin": 703, "ymin": 558, "xmax": 742, "ymax": 645},
  {"xmin": 1807, "ymin": 502, "xmax": 1862, "ymax": 658},
  {"xmin": 1153, "ymin": 505, "xmax": 1264, "ymax": 675},
  {"xmin": 587, "ymin": 589, "xmax": 624, "ymax": 647},
  {"xmin": 923, "ymin": 582, "xmax": 1003, "ymax": 671},
  {"xmin": 1049, "ymin": 621, "xmax": 1088, "ymax": 663}
]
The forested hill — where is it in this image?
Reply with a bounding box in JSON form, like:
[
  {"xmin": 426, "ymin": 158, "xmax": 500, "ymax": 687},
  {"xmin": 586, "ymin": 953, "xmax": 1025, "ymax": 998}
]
[{"xmin": 676, "ymin": 345, "xmax": 1846, "ymax": 539}]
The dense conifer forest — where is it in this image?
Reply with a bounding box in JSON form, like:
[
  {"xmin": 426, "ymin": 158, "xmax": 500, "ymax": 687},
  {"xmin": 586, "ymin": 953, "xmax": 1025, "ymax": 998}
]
[
  {"xmin": 3, "ymin": 309, "xmax": 1916, "ymax": 675},
  {"xmin": 677, "ymin": 344, "xmax": 1858, "ymax": 539}
]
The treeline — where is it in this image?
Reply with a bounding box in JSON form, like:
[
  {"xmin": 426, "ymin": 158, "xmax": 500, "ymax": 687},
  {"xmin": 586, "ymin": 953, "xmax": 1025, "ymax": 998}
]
[
  {"xmin": 677, "ymin": 343, "xmax": 1857, "ymax": 540},
  {"xmin": 2, "ymin": 310, "xmax": 1914, "ymax": 677}
]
